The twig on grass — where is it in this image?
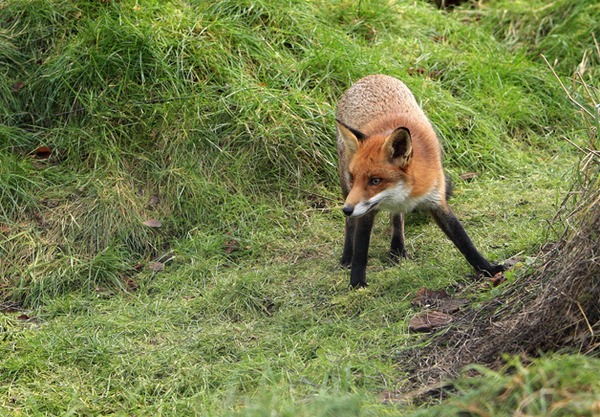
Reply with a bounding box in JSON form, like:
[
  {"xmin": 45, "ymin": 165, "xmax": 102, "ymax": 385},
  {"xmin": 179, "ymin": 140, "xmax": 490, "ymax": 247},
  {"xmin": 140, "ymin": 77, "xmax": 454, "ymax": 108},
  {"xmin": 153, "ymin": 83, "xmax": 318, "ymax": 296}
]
[{"xmin": 541, "ymin": 54, "xmax": 594, "ymax": 119}]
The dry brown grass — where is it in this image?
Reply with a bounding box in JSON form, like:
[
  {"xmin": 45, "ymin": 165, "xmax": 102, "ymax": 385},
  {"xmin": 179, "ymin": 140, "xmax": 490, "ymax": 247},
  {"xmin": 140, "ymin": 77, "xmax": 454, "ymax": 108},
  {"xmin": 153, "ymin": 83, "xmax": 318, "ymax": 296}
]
[{"xmin": 404, "ymin": 61, "xmax": 600, "ymax": 389}]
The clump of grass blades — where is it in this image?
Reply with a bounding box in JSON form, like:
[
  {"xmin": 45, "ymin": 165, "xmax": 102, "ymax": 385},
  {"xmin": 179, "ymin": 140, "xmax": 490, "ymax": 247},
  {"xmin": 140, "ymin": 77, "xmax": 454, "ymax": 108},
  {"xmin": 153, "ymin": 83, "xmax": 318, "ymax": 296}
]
[
  {"xmin": 0, "ymin": 153, "xmax": 42, "ymax": 219},
  {"xmin": 0, "ymin": 0, "xmax": 583, "ymax": 309},
  {"xmin": 410, "ymin": 355, "xmax": 600, "ymax": 417},
  {"xmin": 478, "ymin": 0, "xmax": 600, "ymax": 81}
]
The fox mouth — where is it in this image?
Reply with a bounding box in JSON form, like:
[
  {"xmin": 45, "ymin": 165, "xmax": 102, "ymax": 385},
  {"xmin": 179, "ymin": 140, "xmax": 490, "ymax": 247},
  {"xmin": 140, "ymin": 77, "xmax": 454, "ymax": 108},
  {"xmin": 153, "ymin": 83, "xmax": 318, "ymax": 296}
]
[{"xmin": 343, "ymin": 200, "xmax": 379, "ymax": 217}]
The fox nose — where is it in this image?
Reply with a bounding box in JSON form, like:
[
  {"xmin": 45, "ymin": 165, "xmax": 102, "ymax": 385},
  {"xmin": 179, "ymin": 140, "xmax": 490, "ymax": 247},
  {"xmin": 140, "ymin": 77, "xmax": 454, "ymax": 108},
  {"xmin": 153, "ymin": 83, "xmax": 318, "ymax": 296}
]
[{"xmin": 342, "ymin": 206, "xmax": 354, "ymax": 217}]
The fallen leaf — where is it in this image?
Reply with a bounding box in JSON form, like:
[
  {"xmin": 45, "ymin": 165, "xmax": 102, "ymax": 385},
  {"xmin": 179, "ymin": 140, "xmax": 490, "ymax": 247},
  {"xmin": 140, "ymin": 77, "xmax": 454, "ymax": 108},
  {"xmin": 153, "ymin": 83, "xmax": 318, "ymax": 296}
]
[
  {"xmin": 407, "ymin": 67, "xmax": 442, "ymax": 80},
  {"xmin": 409, "ymin": 311, "xmax": 453, "ymax": 332},
  {"xmin": 125, "ymin": 278, "xmax": 139, "ymax": 291},
  {"xmin": 459, "ymin": 172, "xmax": 480, "ymax": 181},
  {"xmin": 143, "ymin": 219, "xmax": 162, "ymax": 228},
  {"xmin": 408, "ymin": 67, "xmax": 427, "ymax": 76},
  {"xmin": 412, "ymin": 288, "xmax": 467, "ymax": 314},
  {"xmin": 32, "ymin": 146, "xmax": 52, "ymax": 159},
  {"xmin": 12, "ymin": 82, "xmax": 25, "ymax": 92},
  {"xmin": 224, "ymin": 239, "xmax": 240, "ymax": 254},
  {"xmin": 437, "ymin": 298, "xmax": 468, "ymax": 314},
  {"xmin": 411, "ymin": 288, "xmax": 449, "ymax": 308},
  {"xmin": 489, "ymin": 272, "xmax": 506, "ymax": 287}
]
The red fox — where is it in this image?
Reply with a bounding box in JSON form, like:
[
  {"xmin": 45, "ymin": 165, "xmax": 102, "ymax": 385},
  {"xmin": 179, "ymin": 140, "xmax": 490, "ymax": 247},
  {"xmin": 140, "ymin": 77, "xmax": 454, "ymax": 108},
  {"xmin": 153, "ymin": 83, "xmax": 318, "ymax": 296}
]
[{"xmin": 336, "ymin": 74, "xmax": 505, "ymax": 287}]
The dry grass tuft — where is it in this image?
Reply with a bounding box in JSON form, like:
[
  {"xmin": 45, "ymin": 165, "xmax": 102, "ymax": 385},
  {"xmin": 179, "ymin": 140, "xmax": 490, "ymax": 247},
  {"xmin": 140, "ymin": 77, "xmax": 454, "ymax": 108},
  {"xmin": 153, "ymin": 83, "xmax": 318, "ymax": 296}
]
[{"xmin": 404, "ymin": 51, "xmax": 600, "ymax": 388}]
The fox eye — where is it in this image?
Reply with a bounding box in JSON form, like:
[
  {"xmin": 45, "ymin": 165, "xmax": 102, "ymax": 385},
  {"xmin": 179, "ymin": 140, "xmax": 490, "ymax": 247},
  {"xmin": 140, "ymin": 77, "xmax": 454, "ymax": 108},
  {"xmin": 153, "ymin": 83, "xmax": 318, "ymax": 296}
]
[{"xmin": 369, "ymin": 177, "xmax": 382, "ymax": 186}]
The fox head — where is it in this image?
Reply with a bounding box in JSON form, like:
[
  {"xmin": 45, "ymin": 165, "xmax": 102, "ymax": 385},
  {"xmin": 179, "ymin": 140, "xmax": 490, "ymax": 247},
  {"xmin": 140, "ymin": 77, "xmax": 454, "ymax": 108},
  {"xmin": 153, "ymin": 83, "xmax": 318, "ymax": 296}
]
[{"xmin": 336, "ymin": 119, "xmax": 414, "ymax": 217}]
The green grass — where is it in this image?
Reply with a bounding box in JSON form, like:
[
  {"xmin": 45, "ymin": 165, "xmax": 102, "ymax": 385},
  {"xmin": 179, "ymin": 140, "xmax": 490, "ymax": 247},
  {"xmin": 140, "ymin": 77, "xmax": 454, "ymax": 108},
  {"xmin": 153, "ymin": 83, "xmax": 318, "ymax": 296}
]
[
  {"xmin": 1, "ymin": 0, "xmax": 599, "ymax": 415},
  {"xmin": 410, "ymin": 355, "xmax": 600, "ymax": 417}
]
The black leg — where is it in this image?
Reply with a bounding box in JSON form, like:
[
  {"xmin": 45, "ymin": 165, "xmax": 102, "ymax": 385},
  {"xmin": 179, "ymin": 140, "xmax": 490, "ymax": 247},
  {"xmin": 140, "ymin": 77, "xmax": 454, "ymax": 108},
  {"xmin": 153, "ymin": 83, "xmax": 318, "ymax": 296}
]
[
  {"xmin": 430, "ymin": 205, "xmax": 505, "ymax": 276},
  {"xmin": 340, "ymin": 217, "xmax": 355, "ymax": 268},
  {"xmin": 389, "ymin": 213, "xmax": 407, "ymax": 262},
  {"xmin": 350, "ymin": 211, "xmax": 376, "ymax": 288}
]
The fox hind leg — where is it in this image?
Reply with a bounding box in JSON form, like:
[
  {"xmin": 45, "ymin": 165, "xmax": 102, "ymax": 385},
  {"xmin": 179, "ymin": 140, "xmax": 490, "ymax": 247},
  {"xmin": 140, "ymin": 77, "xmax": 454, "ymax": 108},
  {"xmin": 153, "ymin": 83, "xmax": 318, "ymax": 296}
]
[{"xmin": 390, "ymin": 213, "xmax": 408, "ymax": 262}]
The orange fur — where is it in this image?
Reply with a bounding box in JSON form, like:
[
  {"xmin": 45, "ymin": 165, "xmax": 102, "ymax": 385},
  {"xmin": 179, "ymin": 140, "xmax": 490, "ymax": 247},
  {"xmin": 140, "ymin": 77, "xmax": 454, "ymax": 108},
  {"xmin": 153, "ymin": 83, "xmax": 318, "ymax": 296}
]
[{"xmin": 336, "ymin": 75, "xmax": 446, "ymax": 214}]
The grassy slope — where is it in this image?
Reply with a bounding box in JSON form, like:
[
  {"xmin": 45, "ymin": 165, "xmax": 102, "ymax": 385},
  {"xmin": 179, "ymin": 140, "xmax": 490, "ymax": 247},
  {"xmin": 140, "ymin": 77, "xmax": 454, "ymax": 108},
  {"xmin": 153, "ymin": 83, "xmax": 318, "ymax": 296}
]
[{"xmin": 1, "ymin": 0, "xmax": 598, "ymax": 415}]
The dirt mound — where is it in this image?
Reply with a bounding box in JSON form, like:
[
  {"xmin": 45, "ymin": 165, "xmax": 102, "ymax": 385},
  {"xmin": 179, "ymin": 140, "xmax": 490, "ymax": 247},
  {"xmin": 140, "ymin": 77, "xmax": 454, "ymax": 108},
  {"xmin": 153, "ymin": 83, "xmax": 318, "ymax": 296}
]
[{"xmin": 405, "ymin": 149, "xmax": 600, "ymax": 387}]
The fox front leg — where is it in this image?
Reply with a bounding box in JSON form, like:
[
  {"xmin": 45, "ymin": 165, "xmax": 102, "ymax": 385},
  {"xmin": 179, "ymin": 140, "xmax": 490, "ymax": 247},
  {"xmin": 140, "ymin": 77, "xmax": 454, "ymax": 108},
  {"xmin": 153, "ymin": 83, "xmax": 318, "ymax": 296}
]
[
  {"xmin": 430, "ymin": 205, "xmax": 505, "ymax": 276},
  {"xmin": 348, "ymin": 211, "xmax": 376, "ymax": 288}
]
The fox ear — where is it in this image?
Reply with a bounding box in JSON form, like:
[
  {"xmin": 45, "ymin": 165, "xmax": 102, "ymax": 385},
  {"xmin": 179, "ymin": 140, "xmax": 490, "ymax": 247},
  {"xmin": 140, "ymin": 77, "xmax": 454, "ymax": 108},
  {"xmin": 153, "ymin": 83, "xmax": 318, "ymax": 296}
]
[
  {"xmin": 336, "ymin": 119, "xmax": 365, "ymax": 155},
  {"xmin": 385, "ymin": 127, "xmax": 412, "ymax": 167}
]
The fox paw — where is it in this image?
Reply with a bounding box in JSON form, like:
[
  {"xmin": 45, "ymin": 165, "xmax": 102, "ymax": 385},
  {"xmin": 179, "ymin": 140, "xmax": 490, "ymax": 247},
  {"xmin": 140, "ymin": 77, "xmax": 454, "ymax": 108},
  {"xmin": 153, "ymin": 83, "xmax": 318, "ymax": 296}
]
[
  {"xmin": 389, "ymin": 249, "xmax": 408, "ymax": 264},
  {"xmin": 479, "ymin": 263, "xmax": 507, "ymax": 277},
  {"xmin": 340, "ymin": 256, "xmax": 352, "ymax": 269}
]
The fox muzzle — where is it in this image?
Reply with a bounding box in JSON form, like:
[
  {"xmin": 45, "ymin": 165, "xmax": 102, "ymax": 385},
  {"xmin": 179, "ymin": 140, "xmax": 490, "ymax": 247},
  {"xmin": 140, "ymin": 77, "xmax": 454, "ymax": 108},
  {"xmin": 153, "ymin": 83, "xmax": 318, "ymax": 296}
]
[
  {"xmin": 342, "ymin": 206, "xmax": 354, "ymax": 217},
  {"xmin": 342, "ymin": 200, "xmax": 378, "ymax": 217}
]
